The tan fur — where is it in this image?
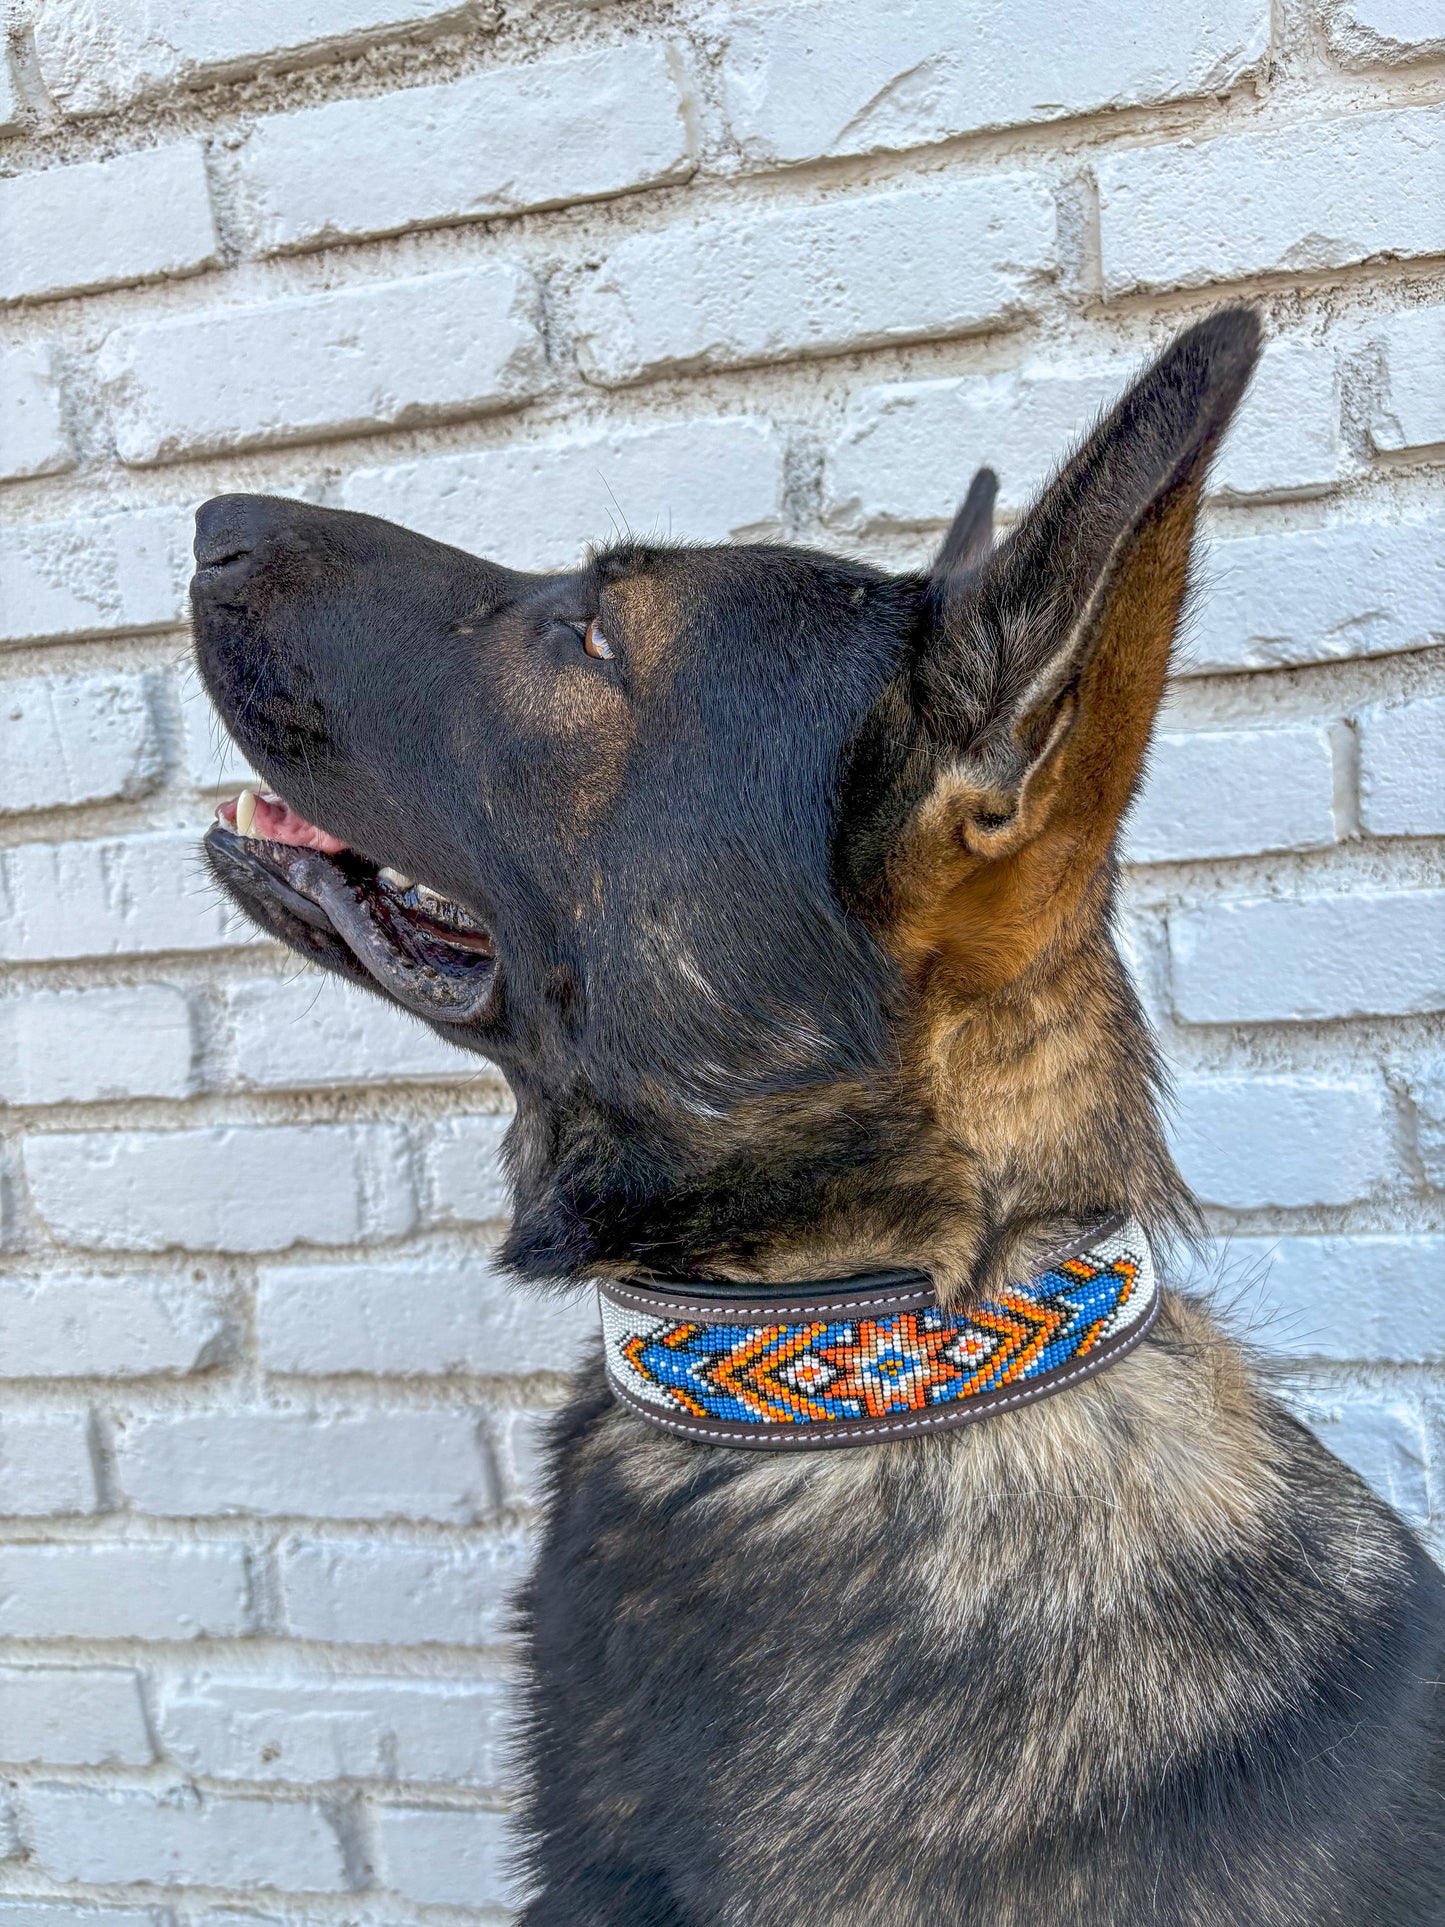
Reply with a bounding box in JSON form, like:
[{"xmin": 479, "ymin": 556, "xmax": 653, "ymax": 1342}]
[{"xmin": 890, "ymin": 480, "xmax": 1199, "ymax": 1000}]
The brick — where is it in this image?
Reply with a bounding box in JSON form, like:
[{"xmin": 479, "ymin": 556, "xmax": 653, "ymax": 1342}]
[
  {"xmin": 0, "ymin": 346, "xmax": 72, "ymax": 479},
  {"xmin": 1171, "ymin": 1075, "xmax": 1392, "ymax": 1208},
  {"xmin": 179, "ymin": 661, "xmax": 258, "ymax": 791},
  {"xmin": 375, "ymin": 1803, "xmax": 514, "ymax": 1909},
  {"xmin": 189, "ymin": 1914, "xmax": 308, "ymax": 1927},
  {"xmin": 0, "ymin": 1666, "xmax": 151, "ymax": 1766},
  {"xmin": 25, "ymin": 1783, "xmax": 346, "ymax": 1892},
  {"xmin": 1368, "ymin": 307, "xmax": 1445, "ymax": 453},
  {"xmin": 279, "ymin": 1533, "xmax": 532, "ymax": 1644},
  {"xmin": 0, "ymin": 671, "xmax": 162, "ymax": 816},
  {"xmin": 0, "ymin": 45, "xmax": 26, "ymax": 138},
  {"xmin": 0, "ymin": 830, "xmax": 255, "ymax": 963},
  {"xmin": 257, "ymin": 1256, "xmax": 592, "ymax": 1375},
  {"xmin": 226, "ymin": 973, "xmax": 473, "ymax": 1089},
  {"xmin": 0, "ymin": 1271, "xmax": 224, "ymax": 1378},
  {"xmin": 1326, "ymin": 0, "xmax": 1445, "ymax": 66},
  {"xmin": 0, "ymin": 1542, "xmax": 251, "ymax": 1638},
  {"xmin": 237, "ymin": 42, "xmax": 694, "ymax": 255},
  {"xmin": 1169, "ymin": 889, "xmax": 1445, "ymax": 1023},
  {"xmin": 1097, "ymin": 104, "xmax": 1445, "ymax": 295},
  {"xmin": 1285, "ymin": 1383, "xmax": 1432, "ymax": 1528},
  {"xmin": 0, "ymin": 986, "xmax": 196, "ymax": 1104},
  {"xmin": 1358, "ymin": 694, "xmax": 1445, "ymax": 837},
  {"xmin": 1211, "ymin": 336, "xmax": 1341, "ymax": 497},
  {"xmin": 1215, "ymin": 1234, "xmax": 1445, "ymax": 1360},
  {"xmin": 339, "ymin": 415, "xmax": 787, "ymax": 570},
  {"xmin": 101, "ymin": 265, "xmax": 543, "ymax": 467},
  {"xmin": 575, "ymin": 175, "xmax": 1056, "ymax": 386},
  {"xmin": 0, "ymin": 1907, "xmax": 160, "ymax": 1927},
  {"xmin": 1185, "ymin": 516, "xmax": 1445, "ymax": 676},
  {"xmin": 0, "ymin": 1415, "xmax": 97, "ymax": 1516},
  {"xmin": 116, "ymin": 1410, "xmax": 491, "ymax": 1522},
  {"xmin": 721, "ymin": 0, "xmax": 1266, "ymax": 168},
  {"xmin": 824, "ymin": 338, "xmax": 1338, "ymax": 533},
  {"xmin": 0, "ymin": 145, "xmax": 218, "ymax": 305},
  {"xmin": 424, "ymin": 1113, "xmax": 511, "ymax": 1225},
  {"xmin": 35, "ymin": 0, "xmax": 476, "ymax": 115},
  {"xmin": 491, "ymin": 1405, "xmax": 553, "ymax": 1507},
  {"xmin": 23, "ymin": 1121, "xmax": 415, "ymax": 1252},
  {"xmin": 0, "ymin": 505, "xmax": 193, "ymax": 647},
  {"xmin": 1122, "ymin": 725, "xmax": 1337, "ymax": 863},
  {"xmin": 823, "ymin": 364, "xmax": 1123, "ymax": 528},
  {"xmin": 1413, "ymin": 1070, "xmax": 1445, "ymax": 1188},
  {"xmin": 160, "ymin": 1672, "xmax": 507, "ymax": 1786}
]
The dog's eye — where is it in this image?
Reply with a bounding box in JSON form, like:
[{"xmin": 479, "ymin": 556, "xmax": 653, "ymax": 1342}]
[{"xmin": 583, "ymin": 620, "xmax": 614, "ymax": 661}]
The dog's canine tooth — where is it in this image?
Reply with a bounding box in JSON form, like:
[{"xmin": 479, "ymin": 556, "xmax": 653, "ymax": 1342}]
[
  {"xmin": 379, "ymin": 867, "xmax": 415, "ymax": 890},
  {"xmin": 234, "ymin": 790, "xmax": 257, "ymax": 838}
]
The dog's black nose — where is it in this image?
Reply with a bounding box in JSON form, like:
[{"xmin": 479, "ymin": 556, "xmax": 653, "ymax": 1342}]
[{"xmin": 194, "ymin": 494, "xmax": 309, "ymax": 573}]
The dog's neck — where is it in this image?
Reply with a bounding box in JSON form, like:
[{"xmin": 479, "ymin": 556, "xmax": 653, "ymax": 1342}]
[{"xmin": 638, "ymin": 927, "xmax": 1192, "ymax": 1309}]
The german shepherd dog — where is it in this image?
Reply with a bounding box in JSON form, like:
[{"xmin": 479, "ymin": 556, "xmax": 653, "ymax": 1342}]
[{"xmin": 193, "ymin": 308, "xmax": 1445, "ymax": 1924}]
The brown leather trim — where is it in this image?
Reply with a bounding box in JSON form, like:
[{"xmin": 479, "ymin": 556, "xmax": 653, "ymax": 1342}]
[
  {"xmin": 600, "ymin": 1214, "xmax": 1127, "ymax": 1327},
  {"xmin": 605, "ymin": 1274, "xmax": 1160, "ymax": 1452}
]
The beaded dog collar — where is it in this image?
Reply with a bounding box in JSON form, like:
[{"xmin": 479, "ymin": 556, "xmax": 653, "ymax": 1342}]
[{"xmin": 599, "ymin": 1216, "xmax": 1158, "ymax": 1450}]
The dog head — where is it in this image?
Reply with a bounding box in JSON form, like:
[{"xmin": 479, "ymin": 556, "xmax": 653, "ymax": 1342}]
[{"xmin": 194, "ymin": 308, "xmax": 1260, "ymax": 1288}]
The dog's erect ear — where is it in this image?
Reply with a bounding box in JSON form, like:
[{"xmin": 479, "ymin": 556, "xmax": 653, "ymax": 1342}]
[
  {"xmin": 850, "ymin": 307, "xmax": 1262, "ymax": 993},
  {"xmin": 931, "ymin": 467, "xmax": 998, "ymax": 592}
]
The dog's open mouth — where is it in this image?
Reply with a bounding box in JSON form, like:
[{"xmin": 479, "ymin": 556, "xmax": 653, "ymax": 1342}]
[{"xmin": 205, "ymin": 790, "xmax": 497, "ymax": 1023}]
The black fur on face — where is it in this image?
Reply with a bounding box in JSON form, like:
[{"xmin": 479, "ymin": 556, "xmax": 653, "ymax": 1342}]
[
  {"xmin": 194, "ymin": 308, "xmax": 1259, "ymax": 1290},
  {"xmin": 194, "ymin": 511, "xmax": 927, "ymax": 1274}
]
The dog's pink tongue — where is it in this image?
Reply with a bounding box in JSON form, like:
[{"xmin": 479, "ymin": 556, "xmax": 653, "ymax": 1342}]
[{"xmin": 217, "ymin": 791, "xmax": 348, "ymax": 853}]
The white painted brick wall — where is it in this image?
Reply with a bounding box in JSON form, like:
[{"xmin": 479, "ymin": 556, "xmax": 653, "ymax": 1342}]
[
  {"xmin": 234, "ymin": 42, "xmax": 696, "ymax": 253},
  {"xmin": 225, "ymin": 973, "xmax": 475, "ymax": 1089},
  {"xmin": 23, "ymin": 1123, "xmax": 417, "ymax": 1250},
  {"xmin": 0, "ymin": 1543, "xmax": 252, "ymax": 1638},
  {"xmin": 0, "ymin": 831, "xmax": 256, "ymax": 960},
  {"xmin": 0, "ymin": 3, "xmax": 1440, "ymax": 1917},
  {"xmin": 1169, "ymin": 889, "xmax": 1445, "ymax": 1022},
  {"xmin": 1185, "ymin": 515, "xmax": 1445, "ymax": 675},
  {"xmin": 0, "ymin": 1668, "xmax": 152, "ymax": 1766},
  {"xmin": 100, "ymin": 266, "xmax": 545, "ymax": 465},
  {"xmin": 0, "ymin": 1271, "xmax": 225, "ymax": 1377},
  {"xmin": 33, "ymin": 0, "xmax": 478, "ymax": 115},
  {"xmin": 0, "ymin": 986, "xmax": 196, "ymax": 1104},
  {"xmin": 376, "ymin": 1805, "xmax": 516, "ymax": 1909},
  {"xmin": 1123, "ymin": 725, "xmax": 1339, "ymax": 863},
  {"xmin": 255, "ymin": 1259, "xmax": 590, "ymax": 1375},
  {"xmin": 340, "ymin": 416, "xmax": 788, "ymax": 567},
  {"xmin": 1368, "ymin": 307, "xmax": 1445, "ymax": 452},
  {"xmin": 0, "ymin": 672, "xmax": 162, "ymax": 815},
  {"xmin": 0, "ymin": 506, "xmax": 193, "ymax": 646},
  {"xmin": 1096, "ymin": 104, "xmax": 1445, "ymax": 294},
  {"xmin": 1326, "ymin": 0, "xmax": 1445, "ymax": 66},
  {"xmin": 1170, "ymin": 1075, "xmax": 1394, "ymax": 1207},
  {"xmin": 157, "ymin": 1672, "xmax": 508, "ymax": 1785},
  {"xmin": 0, "ymin": 48, "xmax": 24, "ymax": 140},
  {"xmin": 0, "ymin": 1417, "xmax": 98, "ymax": 1516},
  {"xmin": 718, "ymin": 0, "xmax": 1269, "ymax": 165},
  {"xmin": 1358, "ymin": 694, "xmax": 1445, "ymax": 835},
  {"xmin": 575, "ymin": 175, "xmax": 1058, "ymax": 383},
  {"xmin": 24, "ymin": 1784, "xmax": 349, "ymax": 1892},
  {"xmin": 0, "ymin": 346, "xmax": 72, "ymax": 481},
  {"xmin": 115, "ymin": 1411, "xmax": 494, "ymax": 1521},
  {"xmin": 277, "ymin": 1534, "xmax": 533, "ymax": 1644},
  {"xmin": 0, "ymin": 145, "xmax": 219, "ymax": 305}
]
